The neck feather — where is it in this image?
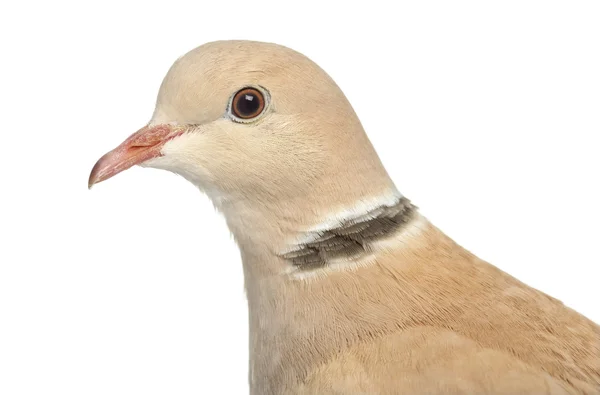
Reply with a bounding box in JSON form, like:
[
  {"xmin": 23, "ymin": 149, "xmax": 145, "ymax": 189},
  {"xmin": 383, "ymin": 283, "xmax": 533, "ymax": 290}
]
[
  {"xmin": 281, "ymin": 196, "xmax": 417, "ymax": 271},
  {"xmin": 219, "ymin": 188, "xmax": 420, "ymax": 278}
]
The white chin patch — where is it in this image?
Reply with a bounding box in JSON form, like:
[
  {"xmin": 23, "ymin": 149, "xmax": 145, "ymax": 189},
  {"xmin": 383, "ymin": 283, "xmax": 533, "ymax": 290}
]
[
  {"xmin": 141, "ymin": 137, "xmax": 228, "ymax": 205},
  {"xmin": 142, "ymin": 154, "xmax": 207, "ymax": 186},
  {"xmin": 141, "ymin": 133, "xmax": 206, "ymax": 182}
]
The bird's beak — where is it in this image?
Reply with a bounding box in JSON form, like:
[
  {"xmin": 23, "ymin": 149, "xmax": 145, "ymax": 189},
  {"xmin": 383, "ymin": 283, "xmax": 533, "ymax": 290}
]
[{"xmin": 88, "ymin": 124, "xmax": 186, "ymax": 189}]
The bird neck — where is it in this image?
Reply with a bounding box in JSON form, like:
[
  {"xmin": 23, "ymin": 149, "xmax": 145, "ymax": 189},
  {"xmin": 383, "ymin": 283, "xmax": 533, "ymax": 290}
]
[
  {"xmin": 238, "ymin": 209, "xmax": 434, "ymax": 394},
  {"xmin": 218, "ymin": 183, "xmax": 409, "ymax": 277},
  {"xmin": 280, "ymin": 195, "xmax": 417, "ymax": 272},
  {"xmin": 208, "ymin": 157, "xmax": 432, "ymax": 393}
]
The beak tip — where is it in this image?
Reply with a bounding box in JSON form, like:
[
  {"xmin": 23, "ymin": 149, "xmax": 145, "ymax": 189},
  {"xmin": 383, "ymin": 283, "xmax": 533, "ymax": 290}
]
[
  {"xmin": 88, "ymin": 161, "xmax": 101, "ymax": 190},
  {"xmin": 88, "ymin": 123, "xmax": 176, "ymax": 191}
]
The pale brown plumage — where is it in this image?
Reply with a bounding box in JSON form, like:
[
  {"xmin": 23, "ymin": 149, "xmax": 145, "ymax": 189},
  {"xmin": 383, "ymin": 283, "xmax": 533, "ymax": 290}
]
[{"xmin": 89, "ymin": 40, "xmax": 600, "ymax": 394}]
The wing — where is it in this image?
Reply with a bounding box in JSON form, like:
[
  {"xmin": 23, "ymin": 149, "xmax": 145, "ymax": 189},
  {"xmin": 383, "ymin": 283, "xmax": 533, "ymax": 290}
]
[
  {"xmin": 295, "ymin": 326, "xmax": 597, "ymax": 394},
  {"xmin": 288, "ymin": 223, "xmax": 600, "ymax": 394}
]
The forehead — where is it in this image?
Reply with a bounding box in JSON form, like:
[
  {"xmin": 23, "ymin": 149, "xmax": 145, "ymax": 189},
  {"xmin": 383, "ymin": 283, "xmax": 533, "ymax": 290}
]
[
  {"xmin": 151, "ymin": 41, "xmax": 339, "ymax": 124},
  {"xmin": 152, "ymin": 41, "xmax": 314, "ymax": 123}
]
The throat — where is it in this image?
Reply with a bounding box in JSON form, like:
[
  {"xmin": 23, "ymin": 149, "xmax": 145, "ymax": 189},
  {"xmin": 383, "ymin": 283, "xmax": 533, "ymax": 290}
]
[{"xmin": 281, "ymin": 196, "xmax": 417, "ymax": 271}]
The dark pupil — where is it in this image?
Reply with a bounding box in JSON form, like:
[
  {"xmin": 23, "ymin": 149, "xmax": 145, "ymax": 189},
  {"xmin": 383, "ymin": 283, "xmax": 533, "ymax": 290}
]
[{"xmin": 236, "ymin": 93, "xmax": 260, "ymax": 117}]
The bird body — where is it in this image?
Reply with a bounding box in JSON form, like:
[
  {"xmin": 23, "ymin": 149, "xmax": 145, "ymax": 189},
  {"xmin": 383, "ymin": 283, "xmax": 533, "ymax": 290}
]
[
  {"xmin": 89, "ymin": 40, "xmax": 600, "ymax": 394},
  {"xmin": 250, "ymin": 220, "xmax": 600, "ymax": 394}
]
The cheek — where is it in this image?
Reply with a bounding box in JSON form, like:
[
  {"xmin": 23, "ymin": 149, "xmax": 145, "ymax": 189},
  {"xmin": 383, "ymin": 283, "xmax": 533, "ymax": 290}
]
[
  {"xmin": 150, "ymin": 119, "xmax": 328, "ymax": 198},
  {"xmin": 231, "ymin": 132, "xmax": 328, "ymax": 195},
  {"xmin": 154, "ymin": 127, "xmax": 255, "ymax": 195},
  {"xmin": 143, "ymin": 132, "xmax": 218, "ymax": 188}
]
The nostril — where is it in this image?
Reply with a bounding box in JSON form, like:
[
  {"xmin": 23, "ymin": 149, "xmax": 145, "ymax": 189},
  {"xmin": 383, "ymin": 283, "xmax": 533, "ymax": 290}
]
[{"xmin": 129, "ymin": 124, "xmax": 186, "ymax": 148}]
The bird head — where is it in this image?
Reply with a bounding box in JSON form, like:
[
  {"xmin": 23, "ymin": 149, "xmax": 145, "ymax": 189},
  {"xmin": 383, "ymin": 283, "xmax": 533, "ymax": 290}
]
[{"xmin": 89, "ymin": 41, "xmax": 397, "ymax": 247}]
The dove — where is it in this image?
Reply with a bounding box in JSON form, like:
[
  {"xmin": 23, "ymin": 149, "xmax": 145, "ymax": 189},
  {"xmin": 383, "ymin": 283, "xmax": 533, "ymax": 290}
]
[{"xmin": 89, "ymin": 41, "xmax": 600, "ymax": 395}]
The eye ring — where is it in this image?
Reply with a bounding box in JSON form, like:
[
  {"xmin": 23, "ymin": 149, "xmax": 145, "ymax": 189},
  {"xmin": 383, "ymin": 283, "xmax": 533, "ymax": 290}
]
[{"xmin": 229, "ymin": 87, "xmax": 268, "ymax": 122}]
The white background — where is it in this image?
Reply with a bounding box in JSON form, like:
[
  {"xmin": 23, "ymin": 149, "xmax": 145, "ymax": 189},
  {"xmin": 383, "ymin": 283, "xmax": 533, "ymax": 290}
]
[{"xmin": 1, "ymin": 1, "xmax": 599, "ymax": 394}]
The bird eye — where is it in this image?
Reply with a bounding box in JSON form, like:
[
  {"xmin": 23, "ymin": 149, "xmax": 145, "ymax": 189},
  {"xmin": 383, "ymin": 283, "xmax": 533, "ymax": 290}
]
[{"xmin": 230, "ymin": 87, "xmax": 266, "ymax": 121}]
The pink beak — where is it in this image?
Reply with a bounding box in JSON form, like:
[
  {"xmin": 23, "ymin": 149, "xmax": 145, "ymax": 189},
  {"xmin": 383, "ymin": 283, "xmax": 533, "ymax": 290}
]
[{"xmin": 88, "ymin": 124, "xmax": 186, "ymax": 189}]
